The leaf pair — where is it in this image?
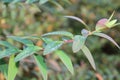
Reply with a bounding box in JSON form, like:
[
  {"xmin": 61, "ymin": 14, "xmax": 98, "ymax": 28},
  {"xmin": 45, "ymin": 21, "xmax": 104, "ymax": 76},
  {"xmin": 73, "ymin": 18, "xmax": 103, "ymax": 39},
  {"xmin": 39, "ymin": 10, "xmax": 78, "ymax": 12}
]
[
  {"xmin": 7, "ymin": 36, "xmax": 42, "ymax": 62},
  {"xmin": 42, "ymin": 31, "xmax": 73, "ymax": 55},
  {"xmin": 72, "ymin": 35, "xmax": 96, "ymax": 70},
  {"xmin": 15, "ymin": 46, "xmax": 41, "ymax": 62}
]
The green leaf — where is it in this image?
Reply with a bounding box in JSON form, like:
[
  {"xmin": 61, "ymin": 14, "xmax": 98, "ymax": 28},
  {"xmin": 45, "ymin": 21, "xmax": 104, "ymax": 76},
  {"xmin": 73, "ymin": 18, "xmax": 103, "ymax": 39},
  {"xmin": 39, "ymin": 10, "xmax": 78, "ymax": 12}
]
[
  {"xmin": 0, "ymin": 41, "xmax": 15, "ymax": 48},
  {"xmin": 72, "ymin": 35, "xmax": 86, "ymax": 53},
  {"xmin": 93, "ymin": 32, "xmax": 120, "ymax": 49},
  {"xmin": 81, "ymin": 46, "xmax": 96, "ymax": 70},
  {"xmin": 23, "ymin": 36, "xmax": 42, "ymax": 40},
  {"xmin": 15, "ymin": 46, "xmax": 42, "ymax": 62},
  {"xmin": 26, "ymin": 0, "xmax": 37, "ymax": 4},
  {"xmin": 106, "ymin": 19, "xmax": 117, "ymax": 28},
  {"xmin": 0, "ymin": 59, "xmax": 8, "ymax": 78},
  {"xmin": 42, "ymin": 31, "xmax": 74, "ymax": 39},
  {"xmin": 1, "ymin": 0, "xmax": 13, "ymax": 3},
  {"xmin": 64, "ymin": 16, "xmax": 88, "ymax": 28},
  {"xmin": 112, "ymin": 23, "xmax": 120, "ymax": 27},
  {"xmin": 55, "ymin": 50, "xmax": 74, "ymax": 74},
  {"xmin": 34, "ymin": 55, "xmax": 47, "ymax": 80},
  {"xmin": 12, "ymin": 0, "xmax": 21, "ymax": 3},
  {"xmin": 7, "ymin": 36, "xmax": 34, "ymax": 46},
  {"xmin": 43, "ymin": 41, "xmax": 63, "ymax": 55},
  {"xmin": 8, "ymin": 55, "xmax": 18, "ymax": 80},
  {"xmin": 50, "ymin": 1, "xmax": 64, "ymax": 11},
  {"xmin": 0, "ymin": 48, "xmax": 20, "ymax": 59},
  {"xmin": 108, "ymin": 11, "xmax": 115, "ymax": 22},
  {"xmin": 42, "ymin": 37, "xmax": 53, "ymax": 44},
  {"xmin": 39, "ymin": 0, "xmax": 48, "ymax": 5}
]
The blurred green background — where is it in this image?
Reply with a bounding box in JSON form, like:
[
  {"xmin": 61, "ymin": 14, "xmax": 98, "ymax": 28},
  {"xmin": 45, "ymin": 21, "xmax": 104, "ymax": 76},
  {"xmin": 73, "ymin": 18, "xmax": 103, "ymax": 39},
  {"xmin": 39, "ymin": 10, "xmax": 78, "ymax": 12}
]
[{"xmin": 0, "ymin": 0, "xmax": 120, "ymax": 80}]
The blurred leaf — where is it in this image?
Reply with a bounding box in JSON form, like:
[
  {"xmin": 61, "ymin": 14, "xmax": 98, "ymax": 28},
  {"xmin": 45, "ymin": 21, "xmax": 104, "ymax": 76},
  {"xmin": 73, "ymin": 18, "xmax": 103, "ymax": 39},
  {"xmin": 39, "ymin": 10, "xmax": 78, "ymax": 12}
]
[
  {"xmin": 64, "ymin": 16, "xmax": 88, "ymax": 28},
  {"xmin": 95, "ymin": 18, "xmax": 108, "ymax": 31},
  {"xmin": 44, "ymin": 41, "xmax": 63, "ymax": 55},
  {"xmin": 26, "ymin": 0, "xmax": 37, "ymax": 4},
  {"xmin": 50, "ymin": 1, "xmax": 64, "ymax": 11},
  {"xmin": 12, "ymin": 0, "xmax": 21, "ymax": 3},
  {"xmin": 81, "ymin": 46, "xmax": 96, "ymax": 70},
  {"xmin": 42, "ymin": 31, "xmax": 74, "ymax": 39},
  {"xmin": 112, "ymin": 23, "xmax": 120, "ymax": 27},
  {"xmin": 0, "ymin": 41, "xmax": 16, "ymax": 48},
  {"xmin": 106, "ymin": 19, "xmax": 117, "ymax": 28},
  {"xmin": 1, "ymin": 0, "xmax": 13, "ymax": 3},
  {"xmin": 23, "ymin": 36, "xmax": 42, "ymax": 40},
  {"xmin": 7, "ymin": 36, "xmax": 34, "ymax": 46},
  {"xmin": 8, "ymin": 55, "xmax": 18, "ymax": 80},
  {"xmin": 15, "ymin": 46, "xmax": 41, "ymax": 62},
  {"xmin": 72, "ymin": 35, "xmax": 86, "ymax": 53},
  {"xmin": 93, "ymin": 32, "xmax": 120, "ymax": 49},
  {"xmin": 34, "ymin": 55, "xmax": 48, "ymax": 80},
  {"xmin": 42, "ymin": 37, "xmax": 53, "ymax": 44},
  {"xmin": 108, "ymin": 11, "xmax": 115, "ymax": 22},
  {"xmin": 0, "ymin": 59, "xmax": 8, "ymax": 78},
  {"xmin": 39, "ymin": 0, "xmax": 48, "ymax": 5},
  {"xmin": 0, "ymin": 48, "xmax": 20, "ymax": 59},
  {"xmin": 81, "ymin": 29, "xmax": 89, "ymax": 37},
  {"xmin": 55, "ymin": 50, "xmax": 74, "ymax": 74}
]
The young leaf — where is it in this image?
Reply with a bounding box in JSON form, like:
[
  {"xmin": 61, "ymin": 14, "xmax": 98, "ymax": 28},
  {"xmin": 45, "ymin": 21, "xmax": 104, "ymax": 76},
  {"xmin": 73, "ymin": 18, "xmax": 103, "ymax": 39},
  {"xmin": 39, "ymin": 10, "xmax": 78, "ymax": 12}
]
[
  {"xmin": 44, "ymin": 41, "xmax": 63, "ymax": 55},
  {"xmin": 0, "ymin": 41, "xmax": 16, "ymax": 48},
  {"xmin": 0, "ymin": 48, "xmax": 20, "ymax": 59},
  {"xmin": 64, "ymin": 16, "xmax": 88, "ymax": 27},
  {"xmin": 55, "ymin": 50, "xmax": 74, "ymax": 74},
  {"xmin": 106, "ymin": 19, "xmax": 117, "ymax": 28},
  {"xmin": 7, "ymin": 36, "xmax": 34, "ymax": 46},
  {"xmin": 72, "ymin": 35, "xmax": 86, "ymax": 53},
  {"xmin": 15, "ymin": 46, "xmax": 42, "ymax": 62},
  {"xmin": 107, "ymin": 11, "xmax": 115, "ymax": 22},
  {"xmin": 81, "ymin": 46, "xmax": 96, "ymax": 70},
  {"xmin": 8, "ymin": 55, "xmax": 18, "ymax": 80},
  {"xmin": 93, "ymin": 32, "xmax": 120, "ymax": 49},
  {"xmin": 42, "ymin": 31, "xmax": 74, "ymax": 39},
  {"xmin": 34, "ymin": 55, "xmax": 48, "ymax": 80},
  {"xmin": 95, "ymin": 18, "xmax": 108, "ymax": 31},
  {"xmin": 39, "ymin": 0, "xmax": 48, "ymax": 5},
  {"xmin": 81, "ymin": 29, "xmax": 89, "ymax": 37},
  {"xmin": 112, "ymin": 23, "xmax": 120, "ymax": 27}
]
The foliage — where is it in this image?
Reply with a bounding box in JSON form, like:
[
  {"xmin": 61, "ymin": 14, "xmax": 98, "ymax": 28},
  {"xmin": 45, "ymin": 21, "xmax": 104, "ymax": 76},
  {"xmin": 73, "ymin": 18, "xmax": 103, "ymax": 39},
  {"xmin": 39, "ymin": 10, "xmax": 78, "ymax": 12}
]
[{"xmin": 0, "ymin": 0, "xmax": 120, "ymax": 80}]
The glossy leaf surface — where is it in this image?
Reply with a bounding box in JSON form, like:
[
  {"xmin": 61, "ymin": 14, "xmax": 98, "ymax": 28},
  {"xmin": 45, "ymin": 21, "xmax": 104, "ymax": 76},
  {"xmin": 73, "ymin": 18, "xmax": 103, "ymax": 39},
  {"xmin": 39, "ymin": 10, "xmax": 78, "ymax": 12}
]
[
  {"xmin": 42, "ymin": 31, "xmax": 73, "ymax": 39},
  {"xmin": 72, "ymin": 35, "xmax": 86, "ymax": 53},
  {"xmin": 15, "ymin": 46, "xmax": 41, "ymax": 62},
  {"xmin": 44, "ymin": 41, "xmax": 63, "ymax": 55},
  {"xmin": 82, "ymin": 46, "xmax": 96, "ymax": 70},
  {"xmin": 34, "ymin": 55, "xmax": 48, "ymax": 80},
  {"xmin": 55, "ymin": 50, "xmax": 74, "ymax": 74},
  {"xmin": 8, "ymin": 55, "xmax": 18, "ymax": 80}
]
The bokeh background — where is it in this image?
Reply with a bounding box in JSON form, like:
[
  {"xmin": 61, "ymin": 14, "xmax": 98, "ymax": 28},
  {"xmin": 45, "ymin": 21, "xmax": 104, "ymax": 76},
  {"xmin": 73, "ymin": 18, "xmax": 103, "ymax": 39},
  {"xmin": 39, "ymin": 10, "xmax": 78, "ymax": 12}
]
[{"xmin": 0, "ymin": 0, "xmax": 120, "ymax": 80}]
